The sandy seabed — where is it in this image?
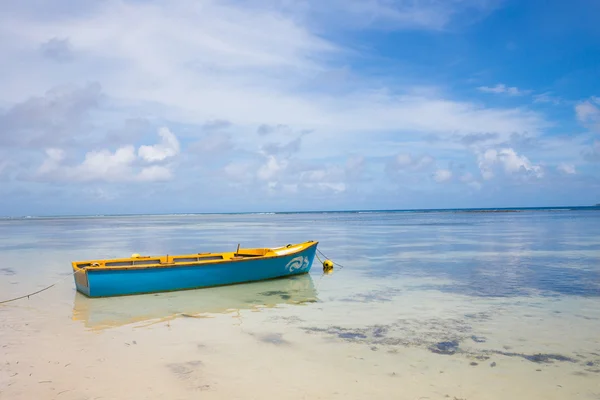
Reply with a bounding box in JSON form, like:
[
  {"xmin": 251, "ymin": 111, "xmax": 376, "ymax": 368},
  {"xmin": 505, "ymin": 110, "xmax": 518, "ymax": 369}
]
[{"xmin": 2, "ymin": 271, "xmax": 600, "ymax": 400}]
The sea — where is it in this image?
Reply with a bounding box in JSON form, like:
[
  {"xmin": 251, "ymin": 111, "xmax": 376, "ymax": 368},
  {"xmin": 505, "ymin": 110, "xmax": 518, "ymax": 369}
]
[{"xmin": 1, "ymin": 207, "xmax": 599, "ymax": 399}]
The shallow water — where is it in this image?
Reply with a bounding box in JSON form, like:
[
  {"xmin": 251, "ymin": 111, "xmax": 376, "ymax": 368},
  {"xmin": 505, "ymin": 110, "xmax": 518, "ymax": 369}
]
[{"xmin": 1, "ymin": 210, "xmax": 600, "ymax": 399}]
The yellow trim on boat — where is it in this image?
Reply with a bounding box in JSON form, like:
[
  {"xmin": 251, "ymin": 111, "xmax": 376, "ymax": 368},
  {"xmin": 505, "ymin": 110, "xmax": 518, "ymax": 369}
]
[{"xmin": 71, "ymin": 241, "xmax": 318, "ymax": 272}]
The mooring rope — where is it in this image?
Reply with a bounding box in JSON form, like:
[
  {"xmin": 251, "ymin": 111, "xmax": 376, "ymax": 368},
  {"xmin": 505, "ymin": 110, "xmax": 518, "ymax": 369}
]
[
  {"xmin": 317, "ymin": 248, "xmax": 347, "ymax": 271},
  {"xmin": 313, "ymin": 247, "xmax": 349, "ymax": 292},
  {"xmin": 0, "ymin": 268, "xmax": 85, "ymax": 305}
]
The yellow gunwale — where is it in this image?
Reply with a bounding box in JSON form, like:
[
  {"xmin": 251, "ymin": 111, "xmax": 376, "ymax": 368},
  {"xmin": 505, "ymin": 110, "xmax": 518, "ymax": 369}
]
[{"xmin": 71, "ymin": 241, "xmax": 318, "ymax": 272}]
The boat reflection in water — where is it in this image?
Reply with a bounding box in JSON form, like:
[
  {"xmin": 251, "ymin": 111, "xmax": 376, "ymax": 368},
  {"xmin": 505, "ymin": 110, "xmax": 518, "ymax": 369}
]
[{"xmin": 72, "ymin": 273, "xmax": 318, "ymax": 330}]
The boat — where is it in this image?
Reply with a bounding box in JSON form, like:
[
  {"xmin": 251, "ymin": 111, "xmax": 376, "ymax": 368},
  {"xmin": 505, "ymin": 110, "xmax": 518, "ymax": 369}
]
[
  {"xmin": 72, "ymin": 273, "xmax": 318, "ymax": 330},
  {"xmin": 72, "ymin": 240, "xmax": 318, "ymax": 298}
]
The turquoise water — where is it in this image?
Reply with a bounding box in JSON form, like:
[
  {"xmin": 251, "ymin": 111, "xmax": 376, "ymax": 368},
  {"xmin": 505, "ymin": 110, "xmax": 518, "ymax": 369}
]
[
  {"xmin": 1, "ymin": 209, "xmax": 600, "ymax": 399},
  {"xmin": 4, "ymin": 209, "xmax": 598, "ymax": 296}
]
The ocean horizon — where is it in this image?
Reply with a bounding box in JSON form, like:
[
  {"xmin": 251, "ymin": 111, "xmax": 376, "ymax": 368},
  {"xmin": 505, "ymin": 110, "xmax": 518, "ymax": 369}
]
[{"xmin": 3, "ymin": 204, "xmax": 600, "ymax": 219}]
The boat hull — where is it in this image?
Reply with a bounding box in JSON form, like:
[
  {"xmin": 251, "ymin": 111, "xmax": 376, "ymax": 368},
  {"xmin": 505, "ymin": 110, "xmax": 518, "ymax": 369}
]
[{"xmin": 74, "ymin": 242, "xmax": 318, "ymax": 298}]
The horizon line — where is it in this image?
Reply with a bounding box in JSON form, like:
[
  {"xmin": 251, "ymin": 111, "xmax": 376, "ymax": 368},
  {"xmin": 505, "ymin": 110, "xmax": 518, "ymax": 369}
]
[{"xmin": 2, "ymin": 204, "xmax": 599, "ymax": 219}]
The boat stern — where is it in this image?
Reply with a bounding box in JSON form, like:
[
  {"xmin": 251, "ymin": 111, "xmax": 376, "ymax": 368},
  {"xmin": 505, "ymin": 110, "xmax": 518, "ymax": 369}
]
[{"xmin": 72, "ymin": 262, "xmax": 91, "ymax": 296}]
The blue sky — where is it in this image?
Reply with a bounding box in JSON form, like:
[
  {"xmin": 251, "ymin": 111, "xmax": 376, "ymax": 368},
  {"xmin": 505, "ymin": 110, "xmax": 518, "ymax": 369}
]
[{"xmin": 0, "ymin": 0, "xmax": 599, "ymax": 215}]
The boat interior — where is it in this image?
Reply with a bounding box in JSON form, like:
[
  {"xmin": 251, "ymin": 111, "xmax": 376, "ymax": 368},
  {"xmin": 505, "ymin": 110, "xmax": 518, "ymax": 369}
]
[{"xmin": 72, "ymin": 241, "xmax": 316, "ymax": 271}]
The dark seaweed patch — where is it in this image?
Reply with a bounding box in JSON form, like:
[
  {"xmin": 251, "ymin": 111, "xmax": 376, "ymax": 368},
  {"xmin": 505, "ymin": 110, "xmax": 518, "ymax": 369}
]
[
  {"xmin": 259, "ymin": 290, "xmax": 289, "ymax": 297},
  {"xmin": 301, "ymin": 321, "xmax": 590, "ymax": 372},
  {"xmin": 464, "ymin": 312, "xmax": 491, "ymax": 321},
  {"xmin": 259, "ymin": 290, "xmax": 283, "ymax": 296},
  {"xmin": 372, "ymin": 325, "xmax": 389, "ymax": 338},
  {"xmin": 339, "ymin": 332, "xmax": 367, "ymax": 340},
  {"xmin": 471, "ymin": 335, "xmax": 486, "ymax": 343},
  {"xmin": 430, "ymin": 341, "xmax": 460, "ymax": 355},
  {"xmin": 297, "ymin": 299, "xmax": 318, "ymax": 304},
  {"xmin": 524, "ymin": 354, "xmax": 575, "ymax": 363},
  {"xmin": 303, "ymin": 326, "xmax": 373, "ymax": 341},
  {"xmin": 576, "ymin": 314, "xmax": 600, "ymax": 321},
  {"xmin": 303, "ymin": 319, "xmax": 469, "ymax": 351},
  {"xmin": 257, "ymin": 290, "xmax": 301, "ymax": 302},
  {"xmin": 180, "ymin": 313, "xmax": 203, "ymax": 318},
  {"xmin": 376, "ymin": 337, "xmax": 411, "ymax": 346},
  {"xmin": 339, "ymin": 288, "xmax": 401, "ymax": 303},
  {"xmin": 268, "ymin": 315, "xmax": 305, "ymax": 325},
  {"xmin": 167, "ymin": 360, "xmax": 203, "ymax": 378},
  {"xmin": 256, "ymin": 333, "xmax": 290, "ymax": 345},
  {"xmin": 492, "ymin": 351, "xmax": 576, "ymax": 363}
]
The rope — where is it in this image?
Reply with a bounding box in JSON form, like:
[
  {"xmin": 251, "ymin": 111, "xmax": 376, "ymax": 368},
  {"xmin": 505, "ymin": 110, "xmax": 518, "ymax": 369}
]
[
  {"xmin": 0, "ymin": 268, "xmax": 85, "ymax": 305},
  {"xmin": 313, "ymin": 247, "xmax": 348, "ymax": 291},
  {"xmin": 317, "ymin": 248, "xmax": 347, "ymax": 271},
  {"xmin": 315, "ymin": 252, "xmax": 324, "ymax": 264}
]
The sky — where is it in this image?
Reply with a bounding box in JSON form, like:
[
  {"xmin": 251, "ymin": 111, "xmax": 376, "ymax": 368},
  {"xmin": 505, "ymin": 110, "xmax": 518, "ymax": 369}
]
[{"xmin": 0, "ymin": 0, "xmax": 599, "ymax": 215}]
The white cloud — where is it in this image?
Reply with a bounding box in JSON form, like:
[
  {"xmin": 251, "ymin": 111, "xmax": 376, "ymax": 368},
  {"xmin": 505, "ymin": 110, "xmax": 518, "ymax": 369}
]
[
  {"xmin": 459, "ymin": 172, "xmax": 482, "ymax": 190},
  {"xmin": 345, "ymin": 155, "xmax": 367, "ymax": 181},
  {"xmin": 138, "ymin": 127, "xmax": 180, "ymax": 162},
  {"xmin": 477, "ymin": 83, "xmax": 530, "ymax": 96},
  {"xmin": 575, "ymin": 98, "xmax": 600, "ymax": 133},
  {"xmin": 38, "ymin": 148, "xmax": 66, "ymax": 174},
  {"xmin": 583, "ymin": 140, "xmax": 600, "ymax": 162},
  {"xmin": 223, "ymin": 151, "xmax": 353, "ymax": 195},
  {"xmin": 433, "ymin": 169, "xmax": 453, "ymax": 183},
  {"xmin": 35, "ymin": 127, "xmax": 179, "ymax": 182},
  {"xmin": 223, "ymin": 161, "xmax": 256, "ymax": 182},
  {"xmin": 137, "ymin": 165, "xmax": 173, "ymax": 181},
  {"xmin": 477, "ymin": 148, "xmax": 543, "ymax": 180},
  {"xmin": 260, "ymin": 137, "xmax": 302, "ymax": 157},
  {"xmin": 0, "ymin": 0, "xmax": 545, "ymax": 149},
  {"xmin": 316, "ymin": 182, "xmax": 346, "ymax": 193},
  {"xmin": 40, "ymin": 37, "xmax": 74, "ymax": 62},
  {"xmin": 257, "ymin": 124, "xmax": 289, "ymax": 136},
  {"xmin": 43, "ymin": 145, "xmax": 137, "ymax": 182},
  {"xmin": 557, "ymin": 163, "xmax": 576, "ymax": 175},
  {"xmin": 385, "ymin": 152, "xmax": 440, "ymax": 185},
  {"xmin": 394, "ymin": 153, "xmax": 413, "ymax": 168},
  {"xmin": 257, "ymin": 156, "xmax": 287, "ymax": 181},
  {"xmin": 284, "ymin": 0, "xmax": 501, "ymax": 31},
  {"xmin": 299, "ymin": 166, "xmax": 347, "ymax": 193},
  {"xmin": 460, "ymin": 172, "xmax": 474, "ymax": 183},
  {"xmin": 0, "ymin": 83, "xmax": 102, "ymax": 147},
  {"xmin": 533, "ymin": 92, "xmax": 561, "ymax": 105},
  {"xmin": 389, "ymin": 153, "xmax": 435, "ymax": 172},
  {"xmin": 189, "ymin": 131, "xmax": 235, "ymax": 157},
  {"xmin": 83, "ymin": 187, "xmax": 118, "ymax": 201},
  {"xmin": 0, "ymin": 157, "xmax": 11, "ymax": 180}
]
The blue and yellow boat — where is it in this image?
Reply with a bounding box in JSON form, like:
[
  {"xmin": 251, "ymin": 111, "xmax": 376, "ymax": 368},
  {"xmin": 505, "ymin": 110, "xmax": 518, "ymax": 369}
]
[{"xmin": 72, "ymin": 240, "xmax": 318, "ymax": 298}]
